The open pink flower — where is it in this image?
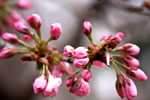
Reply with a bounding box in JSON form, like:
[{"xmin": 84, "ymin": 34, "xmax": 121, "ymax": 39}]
[
  {"xmin": 50, "ymin": 23, "xmax": 62, "ymax": 40},
  {"xmin": 72, "ymin": 47, "xmax": 88, "ymax": 59},
  {"xmin": 43, "ymin": 74, "xmax": 62, "ymax": 97},
  {"xmin": 33, "ymin": 74, "xmax": 47, "ymax": 94}
]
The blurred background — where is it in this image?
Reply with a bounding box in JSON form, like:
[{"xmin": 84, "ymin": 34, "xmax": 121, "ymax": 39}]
[{"xmin": 0, "ymin": 0, "xmax": 150, "ymax": 100}]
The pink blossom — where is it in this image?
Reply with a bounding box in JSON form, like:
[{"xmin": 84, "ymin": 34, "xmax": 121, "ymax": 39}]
[
  {"xmin": 119, "ymin": 43, "xmax": 140, "ymax": 55},
  {"xmin": 27, "ymin": 14, "xmax": 41, "ymax": 30},
  {"xmin": 0, "ymin": 47, "xmax": 18, "ymax": 58},
  {"xmin": 122, "ymin": 55, "xmax": 140, "ymax": 70},
  {"xmin": 81, "ymin": 70, "xmax": 92, "ymax": 82},
  {"xmin": 16, "ymin": 0, "xmax": 32, "ymax": 9},
  {"xmin": 71, "ymin": 79, "xmax": 90, "ymax": 97},
  {"xmin": 126, "ymin": 69, "xmax": 148, "ymax": 81},
  {"xmin": 92, "ymin": 60, "xmax": 106, "ymax": 68},
  {"xmin": 33, "ymin": 74, "xmax": 47, "ymax": 94},
  {"xmin": 14, "ymin": 21, "xmax": 30, "ymax": 34},
  {"xmin": 24, "ymin": 35, "xmax": 32, "ymax": 42},
  {"xmin": 2, "ymin": 33, "xmax": 19, "ymax": 43},
  {"xmin": 83, "ymin": 21, "xmax": 92, "ymax": 36},
  {"xmin": 50, "ymin": 23, "xmax": 62, "ymax": 40},
  {"xmin": 112, "ymin": 32, "xmax": 124, "ymax": 44},
  {"xmin": 72, "ymin": 47, "xmax": 88, "ymax": 59},
  {"xmin": 100, "ymin": 34, "xmax": 112, "ymax": 41},
  {"xmin": 63, "ymin": 45, "xmax": 74, "ymax": 57},
  {"xmin": 73, "ymin": 57, "xmax": 89, "ymax": 68},
  {"xmin": 43, "ymin": 74, "xmax": 62, "ymax": 97}
]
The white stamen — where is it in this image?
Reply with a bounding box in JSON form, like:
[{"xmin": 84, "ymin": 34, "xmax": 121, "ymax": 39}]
[{"xmin": 106, "ymin": 51, "xmax": 110, "ymax": 67}]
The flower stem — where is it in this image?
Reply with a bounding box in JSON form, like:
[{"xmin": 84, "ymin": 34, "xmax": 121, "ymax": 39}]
[
  {"xmin": 45, "ymin": 38, "xmax": 52, "ymax": 45},
  {"xmin": 18, "ymin": 40, "xmax": 32, "ymax": 49},
  {"xmin": 36, "ymin": 29, "xmax": 42, "ymax": 42},
  {"xmin": 18, "ymin": 49, "xmax": 31, "ymax": 54}
]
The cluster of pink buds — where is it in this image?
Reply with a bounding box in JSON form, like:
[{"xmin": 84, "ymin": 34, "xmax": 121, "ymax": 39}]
[
  {"xmin": 0, "ymin": 13, "xmax": 148, "ymax": 100},
  {"xmin": 0, "ymin": 0, "xmax": 32, "ymax": 34}
]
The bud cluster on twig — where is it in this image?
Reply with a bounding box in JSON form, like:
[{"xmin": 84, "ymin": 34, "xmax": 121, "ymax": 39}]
[{"xmin": 0, "ymin": 14, "xmax": 148, "ymax": 100}]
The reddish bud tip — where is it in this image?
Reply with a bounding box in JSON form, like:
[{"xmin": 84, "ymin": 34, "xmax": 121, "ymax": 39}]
[
  {"xmin": 83, "ymin": 21, "xmax": 92, "ymax": 36},
  {"xmin": 2, "ymin": 33, "xmax": 19, "ymax": 43},
  {"xmin": 50, "ymin": 23, "xmax": 62, "ymax": 40},
  {"xmin": 27, "ymin": 14, "xmax": 41, "ymax": 30}
]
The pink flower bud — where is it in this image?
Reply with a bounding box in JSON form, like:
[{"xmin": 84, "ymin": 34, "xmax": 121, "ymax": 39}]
[
  {"xmin": 10, "ymin": 11, "xmax": 23, "ymax": 22},
  {"xmin": 16, "ymin": 0, "xmax": 32, "ymax": 9},
  {"xmin": 72, "ymin": 47, "xmax": 88, "ymax": 59},
  {"xmin": 73, "ymin": 57, "xmax": 89, "ymax": 68},
  {"xmin": 100, "ymin": 34, "xmax": 112, "ymax": 41},
  {"xmin": 73, "ymin": 79, "xmax": 90, "ymax": 97},
  {"xmin": 116, "ymin": 77, "xmax": 137, "ymax": 100},
  {"xmin": 0, "ymin": 47, "xmax": 18, "ymax": 58},
  {"xmin": 59, "ymin": 61, "xmax": 72, "ymax": 74},
  {"xmin": 112, "ymin": 32, "xmax": 124, "ymax": 44},
  {"xmin": 27, "ymin": 14, "xmax": 41, "ymax": 30},
  {"xmin": 126, "ymin": 69, "xmax": 148, "ymax": 81},
  {"xmin": 50, "ymin": 23, "xmax": 62, "ymax": 40},
  {"xmin": 81, "ymin": 70, "xmax": 92, "ymax": 82},
  {"xmin": 24, "ymin": 35, "xmax": 32, "ymax": 42},
  {"xmin": 83, "ymin": 21, "xmax": 92, "ymax": 36},
  {"xmin": 52, "ymin": 66, "xmax": 63, "ymax": 78},
  {"xmin": 43, "ymin": 74, "xmax": 62, "ymax": 97},
  {"xmin": 2, "ymin": 33, "xmax": 19, "ymax": 43},
  {"xmin": 119, "ymin": 43, "xmax": 140, "ymax": 55},
  {"xmin": 33, "ymin": 74, "xmax": 47, "ymax": 94},
  {"xmin": 124, "ymin": 78, "xmax": 137, "ymax": 100},
  {"xmin": 14, "ymin": 21, "xmax": 30, "ymax": 34},
  {"xmin": 116, "ymin": 76, "xmax": 125, "ymax": 99},
  {"xmin": 52, "ymin": 62, "xmax": 72, "ymax": 77},
  {"xmin": 63, "ymin": 45, "xmax": 74, "ymax": 57},
  {"xmin": 92, "ymin": 60, "xmax": 106, "ymax": 68},
  {"xmin": 122, "ymin": 55, "xmax": 140, "ymax": 70},
  {"xmin": 66, "ymin": 77, "xmax": 77, "ymax": 87}
]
